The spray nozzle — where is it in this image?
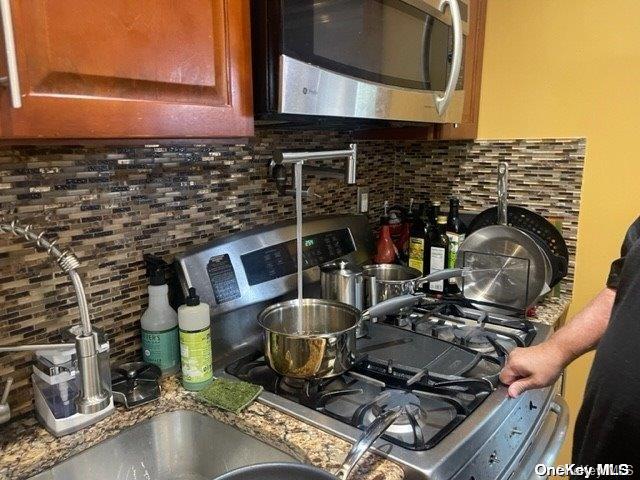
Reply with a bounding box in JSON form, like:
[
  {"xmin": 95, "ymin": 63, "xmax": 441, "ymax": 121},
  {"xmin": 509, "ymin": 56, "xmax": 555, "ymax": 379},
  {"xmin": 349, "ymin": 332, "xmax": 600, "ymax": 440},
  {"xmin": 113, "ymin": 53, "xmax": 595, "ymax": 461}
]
[{"xmin": 144, "ymin": 254, "xmax": 169, "ymax": 286}]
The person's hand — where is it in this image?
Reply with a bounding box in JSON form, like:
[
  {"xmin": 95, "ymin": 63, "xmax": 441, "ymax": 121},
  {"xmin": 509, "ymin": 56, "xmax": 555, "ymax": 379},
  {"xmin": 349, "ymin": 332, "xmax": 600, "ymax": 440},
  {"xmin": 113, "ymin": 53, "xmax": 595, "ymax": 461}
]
[{"xmin": 499, "ymin": 341, "xmax": 570, "ymax": 398}]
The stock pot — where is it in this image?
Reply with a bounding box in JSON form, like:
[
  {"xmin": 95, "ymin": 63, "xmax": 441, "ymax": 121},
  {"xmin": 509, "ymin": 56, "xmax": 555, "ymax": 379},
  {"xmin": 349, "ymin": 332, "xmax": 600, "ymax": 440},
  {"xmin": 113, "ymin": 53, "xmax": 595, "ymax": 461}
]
[{"xmin": 258, "ymin": 295, "xmax": 424, "ymax": 379}]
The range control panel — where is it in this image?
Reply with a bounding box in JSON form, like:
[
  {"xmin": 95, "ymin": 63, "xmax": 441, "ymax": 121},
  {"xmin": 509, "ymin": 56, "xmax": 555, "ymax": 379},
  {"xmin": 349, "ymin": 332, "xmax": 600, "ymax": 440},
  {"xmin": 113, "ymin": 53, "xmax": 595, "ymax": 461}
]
[
  {"xmin": 241, "ymin": 228, "xmax": 355, "ymax": 286},
  {"xmin": 206, "ymin": 254, "xmax": 241, "ymax": 304}
]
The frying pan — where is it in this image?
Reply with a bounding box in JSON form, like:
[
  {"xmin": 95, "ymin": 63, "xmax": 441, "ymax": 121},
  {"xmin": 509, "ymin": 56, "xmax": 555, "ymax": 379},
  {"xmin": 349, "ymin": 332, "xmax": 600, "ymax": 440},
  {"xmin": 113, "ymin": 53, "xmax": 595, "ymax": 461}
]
[
  {"xmin": 456, "ymin": 163, "xmax": 550, "ymax": 311},
  {"xmin": 466, "ymin": 206, "xmax": 568, "ymax": 287}
]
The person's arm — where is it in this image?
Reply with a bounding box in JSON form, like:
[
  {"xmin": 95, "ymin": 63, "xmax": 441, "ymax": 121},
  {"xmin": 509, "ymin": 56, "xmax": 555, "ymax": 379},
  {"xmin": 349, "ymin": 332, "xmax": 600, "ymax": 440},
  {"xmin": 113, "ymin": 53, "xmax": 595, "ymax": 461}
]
[
  {"xmin": 500, "ymin": 287, "xmax": 616, "ymax": 398},
  {"xmin": 501, "ymin": 215, "xmax": 640, "ymax": 398}
]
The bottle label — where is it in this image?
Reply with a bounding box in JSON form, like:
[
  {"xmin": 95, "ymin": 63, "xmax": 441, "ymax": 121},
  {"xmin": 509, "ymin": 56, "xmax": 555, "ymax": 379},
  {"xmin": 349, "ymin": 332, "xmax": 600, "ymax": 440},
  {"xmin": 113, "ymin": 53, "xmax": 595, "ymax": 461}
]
[
  {"xmin": 429, "ymin": 247, "xmax": 446, "ymax": 292},
  {"xmin": 408, "ymin": 237, "xmax": 425, "ymax": 273},
  {"xmin": 141, "ymin": 326, "xmax": 180, "ymax": 372},
  {"xmin": 446, "ymin": 233, "xmax": 466, "ymax": 282},
  {"xmin": 179, "ymin": 327, "xmax": 213, "ymax": 384}
]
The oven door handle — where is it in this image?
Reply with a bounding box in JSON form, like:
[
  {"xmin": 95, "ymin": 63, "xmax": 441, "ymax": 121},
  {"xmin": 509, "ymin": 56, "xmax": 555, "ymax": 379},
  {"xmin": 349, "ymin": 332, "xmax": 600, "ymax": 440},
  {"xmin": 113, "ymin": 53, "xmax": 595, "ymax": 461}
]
[
  {"xmin": 434, "ymin": 0, "xmax": 462, "ymax": 115},
  {"xmin": 533, "ymin": 395, "xmax": 570, "ymax": 476}
]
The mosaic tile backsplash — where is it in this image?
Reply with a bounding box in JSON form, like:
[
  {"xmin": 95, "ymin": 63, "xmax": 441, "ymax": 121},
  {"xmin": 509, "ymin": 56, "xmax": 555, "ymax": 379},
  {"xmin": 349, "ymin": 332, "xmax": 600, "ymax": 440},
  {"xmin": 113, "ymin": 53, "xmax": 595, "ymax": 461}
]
[{"xmin": 0, "ymin": 131, "xmax": 584, "ymax": 417}]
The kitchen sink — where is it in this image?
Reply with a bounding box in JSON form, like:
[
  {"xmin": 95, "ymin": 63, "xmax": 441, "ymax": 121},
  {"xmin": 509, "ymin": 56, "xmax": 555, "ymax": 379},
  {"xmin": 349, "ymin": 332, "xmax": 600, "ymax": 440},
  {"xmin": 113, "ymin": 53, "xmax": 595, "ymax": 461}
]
[{"xmin": 29, "ymin": 410, "xmax": 298, "ymax": 480}]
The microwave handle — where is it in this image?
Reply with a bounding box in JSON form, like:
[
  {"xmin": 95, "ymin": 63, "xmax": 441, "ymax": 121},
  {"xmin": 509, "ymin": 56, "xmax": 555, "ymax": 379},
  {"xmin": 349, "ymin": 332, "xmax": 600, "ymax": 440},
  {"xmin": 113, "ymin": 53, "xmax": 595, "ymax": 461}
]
[
  {"xmin": 434, "ymin": 0, "xmax": 462, "ymax": 115},
  {"xmin": 0, "ymin": 0, "xmax": 21, "ymax": 108}
]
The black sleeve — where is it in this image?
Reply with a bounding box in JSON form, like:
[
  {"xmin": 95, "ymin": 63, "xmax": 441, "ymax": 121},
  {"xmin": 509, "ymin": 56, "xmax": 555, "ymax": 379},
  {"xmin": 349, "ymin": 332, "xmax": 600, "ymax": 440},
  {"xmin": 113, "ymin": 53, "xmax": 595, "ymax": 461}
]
[{"xmin": 607, "ymin": 216, "xmax": 640, "ymax": 289}]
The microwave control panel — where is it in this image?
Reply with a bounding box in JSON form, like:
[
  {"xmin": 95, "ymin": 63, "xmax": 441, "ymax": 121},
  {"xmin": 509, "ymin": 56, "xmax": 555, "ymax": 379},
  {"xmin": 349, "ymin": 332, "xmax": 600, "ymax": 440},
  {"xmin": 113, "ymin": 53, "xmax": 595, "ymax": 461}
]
[{"xmin": 241, "ymin": 228, "xmax": 355, "ymax": 286}]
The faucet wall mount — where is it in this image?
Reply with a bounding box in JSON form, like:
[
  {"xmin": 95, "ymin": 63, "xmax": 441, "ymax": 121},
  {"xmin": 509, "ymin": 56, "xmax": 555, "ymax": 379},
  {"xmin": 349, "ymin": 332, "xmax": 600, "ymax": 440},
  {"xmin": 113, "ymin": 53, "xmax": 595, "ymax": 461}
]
[{"xmin": 269, "ymin": 143, "xmax": 357, "ymax": 196}]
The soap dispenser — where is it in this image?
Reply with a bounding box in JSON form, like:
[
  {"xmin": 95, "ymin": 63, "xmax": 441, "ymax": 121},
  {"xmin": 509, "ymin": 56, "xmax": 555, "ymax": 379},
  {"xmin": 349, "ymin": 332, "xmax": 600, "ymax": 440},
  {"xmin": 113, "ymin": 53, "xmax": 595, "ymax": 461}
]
[{"xmin": 141, "ymin": 254, "xmax": 180, "ymax": 376}]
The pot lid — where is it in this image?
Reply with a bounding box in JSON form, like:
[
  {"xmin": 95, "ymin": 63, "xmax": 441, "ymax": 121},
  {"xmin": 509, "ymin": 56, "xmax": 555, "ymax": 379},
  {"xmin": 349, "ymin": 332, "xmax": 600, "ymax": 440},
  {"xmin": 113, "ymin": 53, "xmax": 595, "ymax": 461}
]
[{"xmin": 320, "ymin": 260, "xmax": 363, "ymax": 276}]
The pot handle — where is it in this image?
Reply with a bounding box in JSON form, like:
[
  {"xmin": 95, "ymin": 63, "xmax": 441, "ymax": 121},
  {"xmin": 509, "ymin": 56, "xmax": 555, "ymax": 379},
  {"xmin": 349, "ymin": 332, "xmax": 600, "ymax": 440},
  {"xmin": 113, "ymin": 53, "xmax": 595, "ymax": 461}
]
[
  {"xmin": 361, "ymin": 293, "xmax": 425, "ymax": 320},
  {"xmin": 415, "ymin": 267, "xmax": 467, "ymax": 287},
  {"xmin": 335, "ymin": 407, "xmax": 403, "ymax": 480}
]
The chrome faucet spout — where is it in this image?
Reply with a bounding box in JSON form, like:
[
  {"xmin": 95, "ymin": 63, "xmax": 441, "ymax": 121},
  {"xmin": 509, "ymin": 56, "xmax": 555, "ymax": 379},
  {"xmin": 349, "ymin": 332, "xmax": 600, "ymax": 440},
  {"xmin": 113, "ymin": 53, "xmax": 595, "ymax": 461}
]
[
  {"xmin": 0, "ymin": 220, "xmax": 91, "ymax": 335},
  {"xmin": 0, "ymin": 219, "xmax": 112, "ymax": 418}
]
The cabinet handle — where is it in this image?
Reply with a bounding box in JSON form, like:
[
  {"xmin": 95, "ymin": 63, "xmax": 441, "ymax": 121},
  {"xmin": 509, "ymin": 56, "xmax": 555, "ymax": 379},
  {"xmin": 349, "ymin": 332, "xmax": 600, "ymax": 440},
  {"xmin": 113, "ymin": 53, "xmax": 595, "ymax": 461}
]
[
  {"xmin": 0, "ymin": 0, "xmax": 21, "ymax": 108},
  {"xmin": 434, "ymin": 0, "xmax": 462, "ymax": 115}
]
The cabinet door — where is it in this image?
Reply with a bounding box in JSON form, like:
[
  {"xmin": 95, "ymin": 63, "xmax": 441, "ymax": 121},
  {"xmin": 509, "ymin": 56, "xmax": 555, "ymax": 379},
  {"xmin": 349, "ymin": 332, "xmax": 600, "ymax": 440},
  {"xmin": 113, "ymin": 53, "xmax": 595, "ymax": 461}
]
[{"xmin": 0, "ymin": 0, "xmax": 253, "ymax": 139}]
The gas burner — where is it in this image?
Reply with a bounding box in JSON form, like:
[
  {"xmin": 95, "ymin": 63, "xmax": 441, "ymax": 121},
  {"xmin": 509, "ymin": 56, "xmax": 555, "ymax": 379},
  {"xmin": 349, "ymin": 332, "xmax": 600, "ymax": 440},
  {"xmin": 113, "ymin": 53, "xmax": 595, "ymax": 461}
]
[
  {"xmin": 349, "ymin": 389, "xmax": 460, "ymax": 450},
  {"xmin": 453, "ymin": 326, "xmax": 497, "ymax": 353},
  {"xmin": 366, "ymin": 391, "xmax": 428, "ymax": 436},
  {"xmin": 278, "ymin": 376, "xmax": 309, "ymax": 395},
  {"xmin": 414, "ymin": 319, "xmax": 456, "ymax": 342},
  {"xmin": 384, "ymin": 313, "xmax": 415, "ymax": 329},
  {"xmin": 409, "ymin": 303, "xmax": 530, "ymax": 356}
]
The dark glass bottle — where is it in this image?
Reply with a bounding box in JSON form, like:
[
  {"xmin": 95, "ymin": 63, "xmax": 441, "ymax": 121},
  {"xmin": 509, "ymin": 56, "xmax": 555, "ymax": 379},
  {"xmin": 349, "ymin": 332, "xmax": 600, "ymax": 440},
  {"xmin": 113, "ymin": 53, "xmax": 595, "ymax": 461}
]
[
  {"xmin": 408, "ymin": 204, "xmax": 438, "ymax": 275},
  {"xmin": 428, "ymin": 216, "xmax": 450, "ymax": 294},
  {"xmin": 398, "ymin": 198, "xmax": 415, "ymax": 264},
  {"xmin": 446, "ymin": 198, "xmax": 467, "ymax": 292},
  {"xmin": 407, "ymin": 203, "xmax": 426, "ymax": 273},
  {"xmin": 447, "ymin": 198, "xmax": 465, "ymax": 233},
  {"xmin": 428, "ymin": 201, "xmax": 441, "ymax": 226}
]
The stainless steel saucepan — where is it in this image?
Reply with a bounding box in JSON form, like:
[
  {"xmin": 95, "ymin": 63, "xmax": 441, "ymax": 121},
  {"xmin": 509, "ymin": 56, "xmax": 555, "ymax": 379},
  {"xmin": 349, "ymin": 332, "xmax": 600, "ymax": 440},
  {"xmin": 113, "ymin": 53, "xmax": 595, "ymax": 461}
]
[
  {"xmin": 258, "ymin": 294, "xmax": 425, "ymax": 379},
  {"xmin": 361, "ymin": 264, "xmax": 503, "ymax": 313}
]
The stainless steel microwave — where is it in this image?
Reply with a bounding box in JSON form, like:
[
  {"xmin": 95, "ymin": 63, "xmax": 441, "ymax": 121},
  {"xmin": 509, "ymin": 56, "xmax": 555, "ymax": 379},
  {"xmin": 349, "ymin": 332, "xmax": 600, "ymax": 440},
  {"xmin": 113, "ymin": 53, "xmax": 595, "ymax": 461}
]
[{"xmin": 251, "ymin": 0, "xmax": 469, "ymax": 124}]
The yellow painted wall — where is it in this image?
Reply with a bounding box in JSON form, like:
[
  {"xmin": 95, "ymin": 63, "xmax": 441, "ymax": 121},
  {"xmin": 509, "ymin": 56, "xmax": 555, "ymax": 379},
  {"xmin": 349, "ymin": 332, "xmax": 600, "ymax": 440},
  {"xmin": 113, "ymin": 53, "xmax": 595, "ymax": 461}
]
[{"xmin": 477, "ymin": 0, "xmax": 640, "ymax": 464}]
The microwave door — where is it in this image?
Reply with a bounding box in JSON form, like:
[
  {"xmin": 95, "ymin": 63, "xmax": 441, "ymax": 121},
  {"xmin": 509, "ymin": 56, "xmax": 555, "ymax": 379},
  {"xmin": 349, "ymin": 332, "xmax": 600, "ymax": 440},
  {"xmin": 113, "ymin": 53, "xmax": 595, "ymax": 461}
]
[{"xmin": 277, "ymin": 0, "xmax": 465, "ymax": 123}]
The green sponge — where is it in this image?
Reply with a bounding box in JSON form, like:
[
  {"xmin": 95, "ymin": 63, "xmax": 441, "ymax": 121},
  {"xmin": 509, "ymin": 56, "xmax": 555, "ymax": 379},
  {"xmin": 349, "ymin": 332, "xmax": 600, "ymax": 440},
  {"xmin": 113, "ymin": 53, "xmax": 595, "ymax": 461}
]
[{"xmin": 196, "ymin": 378, "xmax": 263, "ymax": 414}]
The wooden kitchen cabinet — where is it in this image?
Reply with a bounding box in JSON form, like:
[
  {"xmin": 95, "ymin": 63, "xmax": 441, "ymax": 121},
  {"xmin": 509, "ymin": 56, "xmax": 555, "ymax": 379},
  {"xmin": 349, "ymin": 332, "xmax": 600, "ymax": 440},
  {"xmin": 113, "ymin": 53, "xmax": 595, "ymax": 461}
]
[
  {"xmin": 354, "ymin": 0, "xmax": 487, "ymax": 142},
  {"xmin": 0, "ymin": 0, "xmax": 253, "ymax": 140}
]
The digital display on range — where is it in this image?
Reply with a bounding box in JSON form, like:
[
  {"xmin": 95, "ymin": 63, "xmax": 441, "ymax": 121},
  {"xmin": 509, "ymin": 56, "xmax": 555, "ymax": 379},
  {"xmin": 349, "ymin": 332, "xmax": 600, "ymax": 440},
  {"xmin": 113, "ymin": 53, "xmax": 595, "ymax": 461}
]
[{"xmin": 241, "ymin": 229, "xmax": 355, "ymax": 286}]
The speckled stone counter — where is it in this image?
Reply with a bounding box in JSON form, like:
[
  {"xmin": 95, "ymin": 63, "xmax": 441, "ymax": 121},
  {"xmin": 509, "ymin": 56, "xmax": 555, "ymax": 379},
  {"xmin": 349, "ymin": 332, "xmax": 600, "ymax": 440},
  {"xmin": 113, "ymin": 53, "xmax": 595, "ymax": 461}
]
[
  {"xmin": 530, "ymin": 294, "xmax": 572, "ymax": 327},
  {"xmin": 0, "ymin": 377, "xmax": 404, "ymax": 480}
]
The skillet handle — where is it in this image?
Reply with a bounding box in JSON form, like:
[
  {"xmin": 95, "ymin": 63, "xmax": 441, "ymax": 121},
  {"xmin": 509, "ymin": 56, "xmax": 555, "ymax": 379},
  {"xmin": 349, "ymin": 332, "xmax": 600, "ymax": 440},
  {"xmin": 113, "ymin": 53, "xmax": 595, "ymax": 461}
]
[
  {"xmin": 361, "ymin": 294, "xmax": 424, "ymax": 320},
  {"xmin": 336, "ymin": 407, "xmax": 403, "ymax": 480},
  {"xmin": 497, "ymin": 162, "xmax": 509, "ymax": 225}
]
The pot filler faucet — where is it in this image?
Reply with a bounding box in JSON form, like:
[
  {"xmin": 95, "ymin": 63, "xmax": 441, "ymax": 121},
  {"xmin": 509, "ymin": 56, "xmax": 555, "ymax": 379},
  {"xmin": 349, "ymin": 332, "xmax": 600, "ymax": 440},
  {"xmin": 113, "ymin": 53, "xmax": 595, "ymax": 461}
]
[
  {"xmin": 269, "ymin": 143, "xmax": 358, "ymax": 196},
  {"xmin": 269, "ymin": 144, "xmax": 357, "ymax": 300},
  {"xmin": 0, "ymin": 220, "xmax": 113, "ymax": 427}
]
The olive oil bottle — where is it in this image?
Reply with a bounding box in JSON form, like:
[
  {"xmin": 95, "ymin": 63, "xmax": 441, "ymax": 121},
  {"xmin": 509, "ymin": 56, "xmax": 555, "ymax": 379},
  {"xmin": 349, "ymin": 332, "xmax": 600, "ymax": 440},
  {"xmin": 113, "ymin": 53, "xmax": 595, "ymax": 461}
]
[{"xmin": 428, "ymin": 216, "xmax": 450, "ymax": 294}]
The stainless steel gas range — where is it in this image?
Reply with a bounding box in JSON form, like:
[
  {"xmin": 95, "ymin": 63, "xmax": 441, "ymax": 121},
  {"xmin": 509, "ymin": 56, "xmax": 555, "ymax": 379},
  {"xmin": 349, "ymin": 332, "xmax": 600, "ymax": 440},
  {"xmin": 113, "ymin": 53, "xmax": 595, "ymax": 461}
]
[{"xmin": 175, "ymin": 215, "xmax": 568, "ymax": 480}]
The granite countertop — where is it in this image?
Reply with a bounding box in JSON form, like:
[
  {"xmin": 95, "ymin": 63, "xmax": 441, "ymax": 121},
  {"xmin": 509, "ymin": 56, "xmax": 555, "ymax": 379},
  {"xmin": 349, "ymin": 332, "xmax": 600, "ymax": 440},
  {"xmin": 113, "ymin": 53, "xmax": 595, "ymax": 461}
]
[
  {"xmin": 0, "ymin": 377, "xmax": 403, "ymax": 480},
  {"xmin": 530, "ymin": 293, "xmax": 571, "ymax": 326},
  {"xmin": 0, "ymin": 295, "xmax": 571, "ymax": 480}
]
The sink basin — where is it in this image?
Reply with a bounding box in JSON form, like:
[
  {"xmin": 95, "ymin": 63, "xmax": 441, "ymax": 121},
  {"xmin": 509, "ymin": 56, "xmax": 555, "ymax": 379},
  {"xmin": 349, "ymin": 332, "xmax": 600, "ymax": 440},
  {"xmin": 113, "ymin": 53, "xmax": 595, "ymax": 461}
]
[{"xmin": 29, "ymin": 410, "xmax": 298, "ymax": 480}]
